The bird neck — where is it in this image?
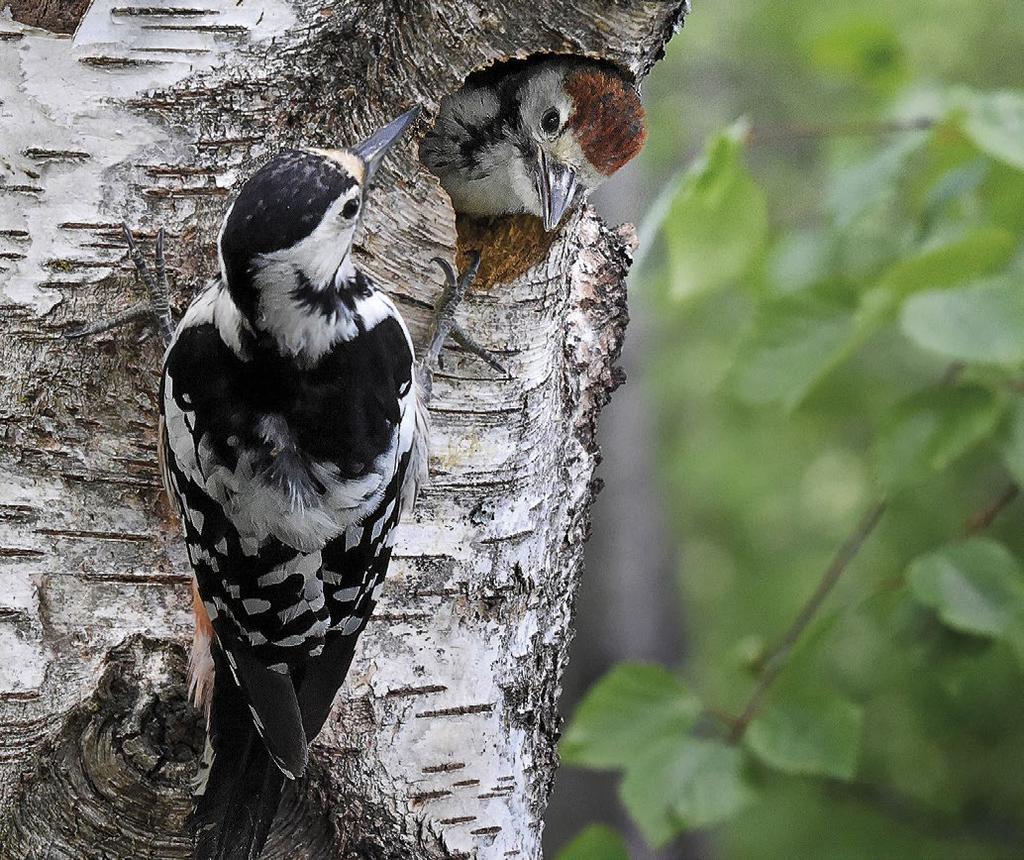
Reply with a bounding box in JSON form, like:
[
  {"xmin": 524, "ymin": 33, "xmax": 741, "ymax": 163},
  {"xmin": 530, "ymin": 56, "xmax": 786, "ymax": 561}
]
[{"xmin": 249, "ymin": 255, "xmax": 392, "ymax": 367}]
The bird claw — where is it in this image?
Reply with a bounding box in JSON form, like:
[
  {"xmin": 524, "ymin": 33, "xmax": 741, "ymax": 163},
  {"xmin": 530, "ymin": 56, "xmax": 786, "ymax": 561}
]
[
  {"xmin": 419, "ymin": 250, "xmax": 507, "ymax": 393},
  {"xmin": 448, "ymin": 321, "xmax": 507, "ymax": 374},
  {"xmin": 64, "ymin": 223, "xmax": 175, "ymax": 347},
  {"xmin": 64, "ymin": 301, "xmax": 153, "ymax": 340}
]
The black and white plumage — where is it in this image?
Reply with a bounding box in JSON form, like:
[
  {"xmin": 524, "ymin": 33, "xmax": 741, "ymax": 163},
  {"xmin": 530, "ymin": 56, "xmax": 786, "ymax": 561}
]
[
  {"xmin": 157, "ymin": 108, "xmax": 430, "ymax": 860},
  {"xmin": 420, "ymin": 57, "xmax": 646, "ymax": 230}
]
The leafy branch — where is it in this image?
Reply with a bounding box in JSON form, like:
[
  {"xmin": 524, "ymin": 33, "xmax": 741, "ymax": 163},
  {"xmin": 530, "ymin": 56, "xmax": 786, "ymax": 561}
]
[
  {"xmin": 745, "ymin": 117, "xmax": 935, "ymax": 145},
  {"xmin": 963, "ymin": 482, "xmax": 1020, "ymax": 536},
  {"xmin": 725, "ymin": 501, "xmax": 888, "ymax": 742},
  {"xmin": 724, "ymin": 474, "xmax": 1021, "ymax": 743},
  {"xmin": 561, "ymin": 86, "xmax": 1024, "ymax": 854}
]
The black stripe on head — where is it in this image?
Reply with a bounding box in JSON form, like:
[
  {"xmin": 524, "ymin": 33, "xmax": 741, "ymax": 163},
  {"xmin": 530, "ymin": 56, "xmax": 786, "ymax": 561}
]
[{"xmin": 220, "ymin": 150, "xmax": 358, "ymax": 320}]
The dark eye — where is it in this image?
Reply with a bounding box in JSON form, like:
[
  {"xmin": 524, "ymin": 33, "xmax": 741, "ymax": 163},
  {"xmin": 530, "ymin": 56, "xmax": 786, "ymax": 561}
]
[
  {"xmin": 342, "ymin": 197, "xmax": 360, "ymax": 219},
  {"xmin": 541, "ymin": 108, "xmax": 561, "ymax": 135}
]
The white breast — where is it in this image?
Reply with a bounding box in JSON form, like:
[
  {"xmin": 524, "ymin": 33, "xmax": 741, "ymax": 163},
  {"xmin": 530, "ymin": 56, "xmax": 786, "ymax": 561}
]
[{"xmin": 163, "ymin": 377, "xmax": 400, "ymax": 554}]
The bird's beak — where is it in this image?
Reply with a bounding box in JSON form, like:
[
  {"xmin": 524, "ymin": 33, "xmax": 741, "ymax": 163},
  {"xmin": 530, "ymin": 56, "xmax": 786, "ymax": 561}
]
[
  {"xmin": 535, "ymin": 148, "xmax": 581, "ymax": 231},
  {"xmin": 354, "ymin": 105, "xmax": 422, "ymax": 186}
]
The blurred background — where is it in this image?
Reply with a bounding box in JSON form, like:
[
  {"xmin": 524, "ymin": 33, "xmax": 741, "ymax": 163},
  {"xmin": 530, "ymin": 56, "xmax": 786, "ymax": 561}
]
[{"xmin": 543, "ymin": 1, "xmax": 1024, "ymax": 857}]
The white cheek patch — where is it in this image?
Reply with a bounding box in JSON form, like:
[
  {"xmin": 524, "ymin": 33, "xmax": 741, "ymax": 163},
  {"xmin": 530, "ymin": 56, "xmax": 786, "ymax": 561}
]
[
  {"xmin": 260, "ymin": 201, "xmax": 358, "ymax": 287},
  {"xmin": 510, "ymin": 155, "xmax": 542, "ymax": 217},
  {"xmin": 249, "ymin": 189, "xmax": 367, "ymax": 362}
]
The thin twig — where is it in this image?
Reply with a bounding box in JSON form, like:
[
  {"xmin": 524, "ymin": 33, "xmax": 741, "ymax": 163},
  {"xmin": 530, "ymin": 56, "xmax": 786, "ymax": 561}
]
[
  {"xmin": 746, "ymin": 117, "xmax": 935, "ymax": 146},
  {"xmin": 939, "ymin": 361, "xmax": 966, "ymax": 386},
  {"xmin": 963, "ymin": 483, "xmax": 1020, "ymax": 537},
  {"xmin": 727, "ymin": 500, "xmax": 888, "ymax": 743},
  {"xmin": 823, "ymin": 778, "xmax": 1024, "ymax": 851}
]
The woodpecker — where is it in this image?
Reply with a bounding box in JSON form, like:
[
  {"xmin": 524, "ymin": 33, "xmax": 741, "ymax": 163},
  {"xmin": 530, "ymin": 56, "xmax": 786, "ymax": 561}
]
[
  {"xmin": 420, "ymin": 57, "xmax": 646, "ymax": 230},
  {"xmin": 85, "ymin": 107, "xmax": 500, "ymax": 859}
]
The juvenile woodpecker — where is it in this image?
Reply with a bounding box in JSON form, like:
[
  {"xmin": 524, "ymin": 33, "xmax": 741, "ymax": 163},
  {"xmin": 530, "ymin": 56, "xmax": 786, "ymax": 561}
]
[
  {"xmin": 92, "ymin": 107, "xmax": 499, "ymax": 859},
  {"xmin": 420, "ymin": 57, "xmax": 647, "ymax": 230}
]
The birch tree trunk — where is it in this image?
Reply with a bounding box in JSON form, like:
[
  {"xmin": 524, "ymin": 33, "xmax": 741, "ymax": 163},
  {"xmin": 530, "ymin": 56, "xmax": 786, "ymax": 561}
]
[{"xmin": 0, "ymin": 1, "xmax": 687, "ymax": 856}]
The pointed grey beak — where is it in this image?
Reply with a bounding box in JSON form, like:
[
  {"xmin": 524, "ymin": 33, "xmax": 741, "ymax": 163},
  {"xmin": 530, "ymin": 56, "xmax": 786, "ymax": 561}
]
[
  {"xmin": 353, "ymin": 105, "xmax": 422, "ymax": 185},
  {"xmin": 535, "ymin": 148, "xmax": 581, "ymax": 231}
]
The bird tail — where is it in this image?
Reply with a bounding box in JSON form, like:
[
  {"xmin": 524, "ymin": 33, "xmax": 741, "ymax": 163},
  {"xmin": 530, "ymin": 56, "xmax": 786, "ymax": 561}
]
[
  {"xmin": 191, "ymin": 648, "xmax": 287, "ymax": 860},
  {"xmin": 189, "ymin": 632, "xmax": 360, "ymax": 859}
]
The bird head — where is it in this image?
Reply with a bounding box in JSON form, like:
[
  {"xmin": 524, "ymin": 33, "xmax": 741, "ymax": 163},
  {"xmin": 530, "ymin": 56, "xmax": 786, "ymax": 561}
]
[
  {"xmin": 217, "ymin": 106, "xmax": 420, "ymax": 327},
  {"xmin": 516, "ymin": 61, "xmax": 646, "ymax": 230}
]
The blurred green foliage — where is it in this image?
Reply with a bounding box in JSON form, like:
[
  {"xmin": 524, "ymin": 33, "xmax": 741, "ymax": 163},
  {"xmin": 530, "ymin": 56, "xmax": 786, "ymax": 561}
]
[
  {"xmin": 560, "ymin": 0, "xmax": 1024, "ymax": 855},
  {"xmin": 557, "ymin": 824, "xmax": 630, "ymax": 860}
]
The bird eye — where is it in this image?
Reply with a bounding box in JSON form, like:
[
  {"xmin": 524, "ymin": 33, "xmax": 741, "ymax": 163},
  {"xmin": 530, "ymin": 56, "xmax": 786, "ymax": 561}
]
[
  {"xmin": 342, "ymin": 197, "xmax": 360, "ymax": 219},
  {"xmin": 541, "ymin": 108, "xmax": 561, "ymax": 135}
]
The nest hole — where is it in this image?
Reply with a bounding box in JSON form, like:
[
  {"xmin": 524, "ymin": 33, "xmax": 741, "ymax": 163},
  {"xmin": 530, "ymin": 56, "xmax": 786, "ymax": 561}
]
[{"xmin": 419, "ymin": 52, "xmax": 640, "ymax": 290}]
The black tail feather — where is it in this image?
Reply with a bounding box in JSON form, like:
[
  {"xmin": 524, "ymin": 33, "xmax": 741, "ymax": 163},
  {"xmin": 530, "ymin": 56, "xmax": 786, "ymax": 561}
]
[
  {"xmin": 192, "ymin": 646, "xmax": 288, "ymax": 860},
  {"xmin": 295, "ymin": 632, "xmax": 359, "ymax": 740},
  {"xmin": 191, "ymin": 632, "xmax": 359, "ymax": 859}
]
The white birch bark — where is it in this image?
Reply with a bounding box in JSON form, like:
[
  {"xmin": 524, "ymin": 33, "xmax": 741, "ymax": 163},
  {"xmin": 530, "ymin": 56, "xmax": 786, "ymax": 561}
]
[{"xmin": 0, "ymin": 1, "xmax": 687, "ymax": 856}]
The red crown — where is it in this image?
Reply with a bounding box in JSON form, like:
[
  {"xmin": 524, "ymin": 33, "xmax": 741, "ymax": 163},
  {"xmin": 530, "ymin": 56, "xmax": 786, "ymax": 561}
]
[{"xmin": 565, "ymin": 68, "xmax": 647, "ymax": 176}]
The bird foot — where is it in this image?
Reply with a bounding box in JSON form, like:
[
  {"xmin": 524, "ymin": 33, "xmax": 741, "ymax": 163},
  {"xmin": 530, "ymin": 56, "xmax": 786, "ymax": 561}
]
[
  {"xmin": 417, "ymin": 250, "xmax": 507, "ymax": 397},
  {"xmin": 65, "ymin": 224, "xmax": 175, "ymax": 347}
]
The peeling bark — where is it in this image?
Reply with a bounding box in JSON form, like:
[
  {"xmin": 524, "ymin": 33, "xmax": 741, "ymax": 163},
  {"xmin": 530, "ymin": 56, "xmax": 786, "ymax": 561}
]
[{"xmin": 0, "ymin": 1, "xmax": 686, "ymax": 856}]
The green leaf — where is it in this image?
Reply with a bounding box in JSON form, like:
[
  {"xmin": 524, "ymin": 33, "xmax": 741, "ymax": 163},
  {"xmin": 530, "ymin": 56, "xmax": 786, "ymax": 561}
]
[
  {"xmin": 555, "ymin": 825, "xmax": 630, "ymax": 860},
  {"xmin": 901, "ymin": 276, "xmax": 1024, "ymax": 366},
  {"xmin": 907, "ymin": 538, "xmax": 1024, "ymax": 638},
  {"xmin": 954, "ymin": 90, "xmax": 1024, "ymax": 171},
  {"xmin": 663, "ymin": 123, "xmax": 767, "ymax": 300},
  {"xmin": 561, "ymin": 663, "xmax": 701, "ymax": 770},
  {"xmin": 919, "ymin": 158, "xmax": 990, "ymax": 226},
  {"xmin": 620, "ymin": 737, "xmax": 754, "ymax": 847},
  {"xmin": 999, "ymin": 400, "xmax": 1024, "ymax": 485},
  {"xmin": 828, "ymin": 134, "xmax": 923, "ymax": 230},
  {"xmin": 871, "ymin": 385, "xmax": 1003, "ymax": 490},
  {"xmin": 982, "ymin": 161, "xmax": 1024, "ymax": 234},
  {"xmin": 767, "ymin": 229, "xmax": 836, "ymax": 296},
  {"xmin": 810, "ymin": 19, "xmax": 905, "ymax": 93},
  {"xmin": 729, "ymin": 295, "xmax": 855, "ymax": 410},
  {"xmin": 850, "ymin": 229, "xmax": 1016, "ymax": 343},
  {"xmin": 731, "ymin": 231, "xmax": 1015, "ymax": 412},
  {"xmin": 745, "ymin": 696, "xmax": 864, "ymax": 780},
  {"xmin": 876, "ymin": 228, "xmax": 1015, "ymax": 300}
]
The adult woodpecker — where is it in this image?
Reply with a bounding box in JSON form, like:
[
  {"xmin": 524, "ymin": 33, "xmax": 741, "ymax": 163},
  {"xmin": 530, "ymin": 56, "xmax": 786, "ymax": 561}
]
[
  {"xmin": 419, "ymin": 57, "xmax": 647, "ymax": 230},
  {"xmin": 81, "ymin": 107, "xmax": 500, "ymax": 859}
]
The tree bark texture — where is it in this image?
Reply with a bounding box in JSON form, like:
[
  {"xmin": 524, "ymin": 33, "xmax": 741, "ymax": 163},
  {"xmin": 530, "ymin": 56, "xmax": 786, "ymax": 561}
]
[{"xmin": 0, "ymin": 1, "xmax": 686, "ymax": 857}]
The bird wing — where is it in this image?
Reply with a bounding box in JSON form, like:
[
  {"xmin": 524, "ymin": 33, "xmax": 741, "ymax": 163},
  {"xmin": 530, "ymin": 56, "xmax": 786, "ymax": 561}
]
[
  {"xmin": 294, "ymin": 450, "xmax": 411, "ymax": 742},
  {"xmin": 295, "ymin": 355, "xmax": 422, "ymax": 739},
  {"xmin": 160, "ymin": 316, "xmax": 313, "ymax": 779}
]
